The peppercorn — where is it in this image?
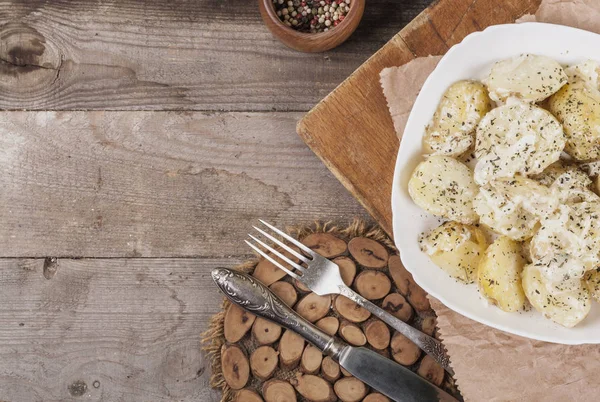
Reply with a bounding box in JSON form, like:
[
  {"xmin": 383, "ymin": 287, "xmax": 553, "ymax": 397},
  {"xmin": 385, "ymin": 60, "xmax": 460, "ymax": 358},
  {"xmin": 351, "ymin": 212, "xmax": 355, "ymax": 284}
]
[{"xmin": 272, "ymin": 0, "xmax": 351, "ymax": 33}]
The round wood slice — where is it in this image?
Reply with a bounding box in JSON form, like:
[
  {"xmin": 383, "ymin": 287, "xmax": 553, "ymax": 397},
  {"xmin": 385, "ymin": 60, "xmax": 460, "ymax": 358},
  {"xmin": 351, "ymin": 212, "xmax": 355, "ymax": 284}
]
[
  {"xmin": 302, "ymin": 233, "xmax": 347, "ymax": 258},
  {"xmin": 390, "ymin": 332, "xmax": 421, "ymax": 366},
  {"xmin": 253, "ymin": 317, "xmax": 282, "ymax": 345},
  {"xmin": 294, "ymin": 277, "xmax": 311, "ymax": 292},
  {"xmin": 339, "ymin": 321, "xmax": 366, "ymax": 346},
  {"xmin": 381, "ymin": 293, "xmax": 413, "ymax": 322},
  {"xmin": 224, "ymin": 304, "xmax": 256, "ymax": 343},
  {"xmin": 294, "ymin": 293, "xmax": 331, "ymax": 323},
  {"xmin": 420, "ymin": 316, "xmax": 437, "ymax": 337},
  {"xmin": 262, "ymin": 379, "xmax": 297, "ymax": 402},
  {"xmin": 250, "ymin": 346, "xmax": 279, "ymax": 381},
  {"xmin": 355, "ymin": 270, "xmax": 392, "ymax": 300},
  {"xmin": 221, "ymin": 344, "xmax": 250, "ymax": 390},
  {"xmin": 388, "ymin": 255, "xmax": 430, "ymax": 311},
  {"xmin": 278, "ymin": 329, "xmax": 305, "ymax": 370},
  {"xmin": 291, "ymin": 373, "xmax": 336, "ymax": 402},
  {"xmin": 321, "ymin": 356, "xmax": 341, "ymax": 382},
  {"xmin": 364, "ymin": 319, "xmax": 390, "ymax": 350},
  {"xmin": 334, "ymin": 295, "xmax": 371, "ymax": 323},
  {"xmin": 363, "ymin": 393, "xmax": 390, "ymax": 402},
  {"xmin": 253, "ymin": 245, "xmax": 301, "ymax": 286},
  {"xmin": 234, "ymin": 389, "xmax": 264, "ymax": 402},
  {"xmin": 348, "ymin": 237, "xmax": 389, "ymax": 269},
  {"xmin": 333, "ymin": 256, "xmax": 357, "ymax": 286},
  {"xmin": 269, "ymin": 281, "xmax": 298, "ymax": 307},
  {"xmin": 300, "ymin": 344, "xmax": 323, "ymax": 374},
  {"xmin": 417, "ymin": 355, "xmax": 445, "ymax": 387},
  {"xmin": 316, "ymin": 316, "xmax": 339, "ymax": 336},
  {"xmin": 334, "ymin": 377, "xmax": 368, "ymax": 402}
]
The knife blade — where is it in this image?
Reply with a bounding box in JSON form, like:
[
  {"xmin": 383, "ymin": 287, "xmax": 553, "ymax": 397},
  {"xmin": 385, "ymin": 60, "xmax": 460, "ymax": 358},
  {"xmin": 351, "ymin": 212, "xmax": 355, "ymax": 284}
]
[{"xmin": 211, "ymin": 267, "xmax": 458, "ymax": 402}]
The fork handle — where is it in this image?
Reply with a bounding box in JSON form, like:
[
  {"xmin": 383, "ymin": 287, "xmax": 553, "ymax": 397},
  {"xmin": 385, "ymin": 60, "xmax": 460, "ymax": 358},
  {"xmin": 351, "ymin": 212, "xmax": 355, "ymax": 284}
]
[{"xmin": 338, "ymin": 285, "xmax": 454, "ymax": 376}]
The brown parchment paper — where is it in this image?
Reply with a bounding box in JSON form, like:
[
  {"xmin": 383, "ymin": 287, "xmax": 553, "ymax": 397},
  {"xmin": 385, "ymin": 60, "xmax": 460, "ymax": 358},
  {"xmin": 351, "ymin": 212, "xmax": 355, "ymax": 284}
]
[{"xmin": 380, "ymin": 1, "xmax": 600, "ymax": 400}]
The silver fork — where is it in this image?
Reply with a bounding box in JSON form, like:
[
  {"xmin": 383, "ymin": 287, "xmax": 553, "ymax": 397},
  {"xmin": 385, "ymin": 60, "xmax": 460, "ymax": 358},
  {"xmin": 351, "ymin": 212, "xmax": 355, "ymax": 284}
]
[{"xmin": 246, "ymin": 220, "xmax": 454, "ymax": 376}]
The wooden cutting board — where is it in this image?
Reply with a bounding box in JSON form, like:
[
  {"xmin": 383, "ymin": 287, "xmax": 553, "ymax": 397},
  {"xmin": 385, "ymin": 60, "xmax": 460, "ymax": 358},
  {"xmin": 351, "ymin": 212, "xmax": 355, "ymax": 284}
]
[{"xmin": 297, "ymin": 0, "xmax": 541, "ymax": 235}]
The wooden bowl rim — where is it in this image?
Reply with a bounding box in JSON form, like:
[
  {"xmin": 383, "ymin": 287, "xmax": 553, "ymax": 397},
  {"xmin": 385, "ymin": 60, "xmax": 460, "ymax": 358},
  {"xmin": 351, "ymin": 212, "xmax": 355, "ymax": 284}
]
[{"xmin": 260, "ymin": 0, "xmax": 365, "ymax": 41}]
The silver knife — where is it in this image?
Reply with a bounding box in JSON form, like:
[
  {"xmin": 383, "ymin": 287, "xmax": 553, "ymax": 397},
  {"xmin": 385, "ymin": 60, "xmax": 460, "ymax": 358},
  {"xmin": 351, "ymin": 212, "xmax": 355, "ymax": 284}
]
[{"xmin": 211, "ymin": 268, "xmax": 458, "ymax": 402}]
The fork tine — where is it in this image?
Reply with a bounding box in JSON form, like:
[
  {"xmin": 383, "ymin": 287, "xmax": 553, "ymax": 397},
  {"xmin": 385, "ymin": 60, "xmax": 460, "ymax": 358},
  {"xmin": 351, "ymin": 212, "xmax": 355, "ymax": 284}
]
[
  {"xmin": 253, "ymin": 226, "xmax": 310, "ymax": 263},
  {"xmin": 258, "ymin": 219, "xmax": 315, "ymax": 256},
  {"xmin": 245, "ymin": 240, "xmax": 301, "ymax": 280},
  {"xmin": 248, "ymin": 234, "xmax": 306, "ymax": 272}
]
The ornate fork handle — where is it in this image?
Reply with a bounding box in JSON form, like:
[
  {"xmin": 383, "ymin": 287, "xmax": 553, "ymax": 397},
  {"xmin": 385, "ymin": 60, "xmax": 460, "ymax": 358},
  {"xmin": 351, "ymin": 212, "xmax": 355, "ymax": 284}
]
[{"xmin": 338, "ymin": 285, "xmax": 454, "ymax": 376}]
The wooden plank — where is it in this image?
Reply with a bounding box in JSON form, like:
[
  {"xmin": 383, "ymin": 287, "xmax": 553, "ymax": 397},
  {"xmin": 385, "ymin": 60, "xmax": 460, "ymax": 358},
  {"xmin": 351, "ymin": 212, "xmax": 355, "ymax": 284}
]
[
  {"xmin": 297, "ymin": 0, "xmax": 541, "ymax": 236},
  {"xmin": 0, "ymin": 0, "xmax": 430, "ymax": 112},
  {"xmin": 0, "ymin": 257, "xmax": 231, "ymax": 402},
  {"xmin": 0, "ymin": 111, "xmax": 369, "ymax": 257}
]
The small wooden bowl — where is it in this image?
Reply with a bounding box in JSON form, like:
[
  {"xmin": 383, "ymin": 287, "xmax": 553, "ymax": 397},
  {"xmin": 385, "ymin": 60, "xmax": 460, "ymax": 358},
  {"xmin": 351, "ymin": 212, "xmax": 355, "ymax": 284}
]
[{"xmin": 258, "ymin": 0, "xmax": 365, "ymax": 53}]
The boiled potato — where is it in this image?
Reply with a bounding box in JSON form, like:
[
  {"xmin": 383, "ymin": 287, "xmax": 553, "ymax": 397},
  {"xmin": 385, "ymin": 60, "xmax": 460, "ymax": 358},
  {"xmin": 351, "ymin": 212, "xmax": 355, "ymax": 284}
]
[
  {"xmin": 423, "ymin": 80, "xmax": 492, "ymax": 156},
  {"xmin": 474, "ymin": 102, "xmax": 565, "ymax": 185},
  {"xmin": 547, "ymin": 82, "xmax": 600, "ymax": 160},
  {"xmin": 522, "ymin": 263, "xmax": 591, "ymax": 328},
  {"xmin": 585, "ymin": 268, "xmax": 600, "ymax": 302},
  {"xmin": 533, "ymin": 161, "xmax": 598, "ymax": 204},
  {"xmin": 565, "ymin": 60, "xmax": 600, "ymax": 90},
  {"xmin": 485, "ymin": 54, "xmax": 567, "ymax": 103},
  {"xmin": 530, "ymin": 202, "xmax": 600, "ymax": 272},
  {"xmin": 477, "ymin": 236, "xmax": 525, "ymax": 312},
  {"xmin": 419, "ymin": 221, "xmax": 488, "ymax": 283},
  {"xmin": 473, "ymin": 176, "xmax": 559, "ymax": 240},
  {"xmin": 408, "ymin": 156, "xmax": 479, "ymax": 224}
]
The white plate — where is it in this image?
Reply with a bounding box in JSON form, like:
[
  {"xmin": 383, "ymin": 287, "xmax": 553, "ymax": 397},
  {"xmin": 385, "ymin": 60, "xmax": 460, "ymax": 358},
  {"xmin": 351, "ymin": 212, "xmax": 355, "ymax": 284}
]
[{"xmin": 392, "ymin": 22, "xmax": 600, "ymax": 344}]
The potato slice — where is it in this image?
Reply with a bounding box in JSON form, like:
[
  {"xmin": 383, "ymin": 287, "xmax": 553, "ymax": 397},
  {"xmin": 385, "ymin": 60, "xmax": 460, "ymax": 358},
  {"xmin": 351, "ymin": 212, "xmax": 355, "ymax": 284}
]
[
  {"xmin": 530, "ymin": 203, "xmax": 600, "ymax": 273},
  {"xmin": 548, "ymin": 82, "xmax": 600, "ymax": 161},
  {"xmin": 565, "ymin": 60, "xmax": 600, "ymax": 90},
  {"xmin": 585, "ymin": 268, "xmax": 600, "ymax": 302},
  {"xmin": 533, "ymin": 161, "xmax": 599, "ymax": 204},
  {"xmin": 473, "ymin": 176, "xmax": 559, "ymax": 240},
  {"xmin": 419, "ymin": 221, "xmax": 488, "ymax": 283},
  {"xmin": 474, "ymin": 102, "xmax": 565, "ymax": 185},
  {"xmin": 477, "ymin": 236, "xmax": 525, "ymax": 312},
  {"xmin": 424, "ymin": 80, "xmax": 492, "ymax": 156},
  {"xmin": 485, "ymin": 54, "xmax": 567, "ymax": 103},
  {"xmin": 408, "ymin": 156, "xmax": 479, "ymax": 224},
  {"xmin": 522, "ymin": 263, "xmax": 591, "ymax": 328}
]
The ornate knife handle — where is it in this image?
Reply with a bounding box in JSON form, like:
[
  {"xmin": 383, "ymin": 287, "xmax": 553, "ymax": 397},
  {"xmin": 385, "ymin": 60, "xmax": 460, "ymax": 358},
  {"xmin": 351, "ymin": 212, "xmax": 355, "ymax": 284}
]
[
  {"xmin": 339, "ymin": 285, "xmax": 454, "ymax": 376},
  {"xmin": 211, "ymin": 268, "xmax": 346, "ymax": 359}
]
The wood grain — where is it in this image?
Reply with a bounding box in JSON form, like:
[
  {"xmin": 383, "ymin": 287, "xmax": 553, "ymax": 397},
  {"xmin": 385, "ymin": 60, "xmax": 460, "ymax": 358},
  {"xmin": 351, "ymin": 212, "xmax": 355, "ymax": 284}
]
[
  {"xmin": 297, "ymin": 0, "xmax": 542, "ymax": 235},
  {"xmin": 0, "ymin": 111, "xmax": 369, "ymax": 257},
  {"xmin": 0, "ymin": 257, "xmax": 228, "ymax": 402},
  {"xmin": 0, "ymin": 0, "xmax": 429, "ymax": 111}
]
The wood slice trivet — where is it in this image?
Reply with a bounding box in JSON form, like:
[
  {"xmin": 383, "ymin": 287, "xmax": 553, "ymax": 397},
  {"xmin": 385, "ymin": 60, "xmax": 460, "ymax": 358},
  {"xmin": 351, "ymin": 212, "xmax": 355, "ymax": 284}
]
[{"xmin": 202, "ymin": 220, "xmax": 461, "ymax": 402}]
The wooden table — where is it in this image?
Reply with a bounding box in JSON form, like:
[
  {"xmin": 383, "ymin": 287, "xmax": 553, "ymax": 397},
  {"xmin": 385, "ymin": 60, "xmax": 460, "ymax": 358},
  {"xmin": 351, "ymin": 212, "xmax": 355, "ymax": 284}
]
[{"xmin": 0, "ymin": 1, "xmax": 430, "ymax": 401}]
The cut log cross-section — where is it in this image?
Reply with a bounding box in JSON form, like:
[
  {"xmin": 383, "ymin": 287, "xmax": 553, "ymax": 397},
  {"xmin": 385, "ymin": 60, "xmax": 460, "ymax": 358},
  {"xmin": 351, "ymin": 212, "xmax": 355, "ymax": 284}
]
[
  {"xmin": 269, "ymin": 281, "xmax": 298, "ymax": 307},
  {"xmin": 388, "ymin": 255, "xmax": 431, "ymax": 312},
  {"xmin": 224, "ymin": 304, "xmax": 256, "ymax": 343},
  {"xmin": 295, "ymin": 293, "xmax": 331, "ymax": 322},
  {"xmin": 221, "ymin": 344, "xmax": 250, "ymax": 390},
  {"xmin": 334, "ymin": 377, "xmax": 368, "ymax": 402},
  {"xmin": 333, "ymin": 256, "xmax": 357, "ymax": 286},
  {"xmin": 364, "ymin": 319, "xmax": 391, "ymax": 350},
  {"xmin": 250, "ymin": 346, "xmax": 279, "ymax": 381},
  {"xmin": 418, "ymin": 355, "xmax": 445, "ymax": 386},
  {"xmin": 355, "ymin": 270, "xmax": 392, "ymax": 300},
  {"xmin": 252, "ymin": 317, "xmax": 282, "ymax": 346},
  {"xmin": 348, "ymin": 238, "xmax": 389, "ymax": 269},
  {"xmin": 301, "ymin": 345, "xmax": 323, "ymax": 374},
  {"xmin": 334, "ymin": 295, "xmax": 371, "ymax": 323},
  {"xmin": 263, "ymin": 379, "xmax": 297, "ymax": 402},
  {"xmin": 302, "ymin": 233, "xmax": 347, "ymax": 258},
  {"xmin": 339, "ymin": 321, "xmax": 367, "ymax": 346},
  {"xmin": 253, "ymin": 245, "xmax": 301, "ymax": 286},
  {"xmin": 279, "ymin": 330, "xmax": 305, "ymax": 370},
  {"xmin": 321, "ymin": 356, "xmax": 341, "ymax": 382},
  {"xmin": 390, "ymin": 332, "xmax": 421, "ymax": 366},
  {"xmin": 316, "ymin": 316, "xmax": 340, "ymax": 336},
  {"xmin": 234, "ymin": 389, "xmax": 264, "ymax": 402},
  {"xmin": 291, "ymin": 373, "xmax": 337, "ymax": 402},
  {"xmin": 381, "ymin": 293, "xmax": 413, "ymax": 323}
]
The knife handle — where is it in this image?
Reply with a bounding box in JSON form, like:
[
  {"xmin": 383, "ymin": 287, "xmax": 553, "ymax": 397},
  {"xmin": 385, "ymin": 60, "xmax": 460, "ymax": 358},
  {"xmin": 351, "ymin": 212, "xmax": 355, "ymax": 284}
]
[{"xmin": 211, "ymin": 267, "xmax": 346, "ymax": 359}]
